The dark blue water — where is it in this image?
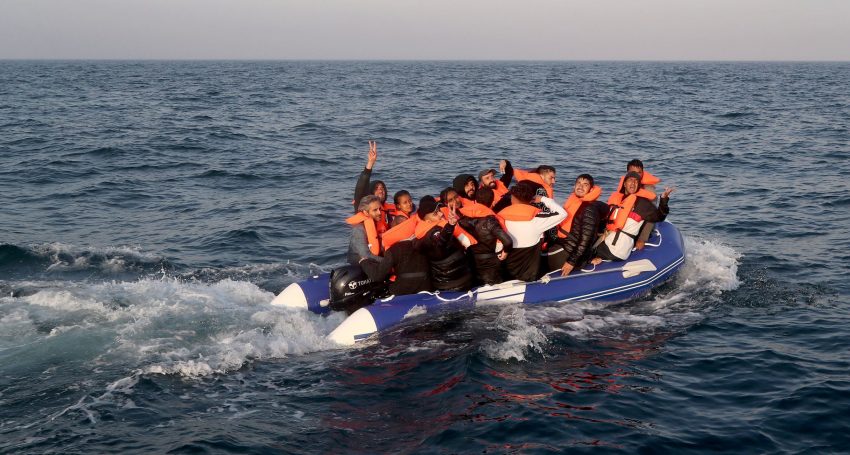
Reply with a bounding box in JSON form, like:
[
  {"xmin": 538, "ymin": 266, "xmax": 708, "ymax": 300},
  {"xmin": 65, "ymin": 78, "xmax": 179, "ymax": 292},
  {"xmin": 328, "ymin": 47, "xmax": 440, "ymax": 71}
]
[{"xmin": 1, "ymin": 61, "xmax": 848, "ymax": 453}]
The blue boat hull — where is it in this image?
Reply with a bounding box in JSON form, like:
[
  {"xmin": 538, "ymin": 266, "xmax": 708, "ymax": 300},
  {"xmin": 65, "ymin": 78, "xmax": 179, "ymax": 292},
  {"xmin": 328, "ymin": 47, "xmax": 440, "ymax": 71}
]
[{"xmin": 272, "ymin": 221, "xmax": 686, "ymax": 345}]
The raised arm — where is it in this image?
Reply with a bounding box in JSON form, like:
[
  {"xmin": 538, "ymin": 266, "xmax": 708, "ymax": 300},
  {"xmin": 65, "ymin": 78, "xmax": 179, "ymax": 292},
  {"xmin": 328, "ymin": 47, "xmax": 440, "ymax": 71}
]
[{"xmin": 353, "ymin": 141, "xmax": 378, "ymax": 210}]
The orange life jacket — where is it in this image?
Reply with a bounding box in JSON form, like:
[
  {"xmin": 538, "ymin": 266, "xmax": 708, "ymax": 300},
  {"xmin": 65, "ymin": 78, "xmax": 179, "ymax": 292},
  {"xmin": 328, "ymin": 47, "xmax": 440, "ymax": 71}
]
[
  {"xmin": 412, "ymin": 211, "xmax": 478, "ymax": 248},
  {"xmin": 346, "ymin": 212, "xmax": 381, "ymax": 256},
  {"xmin": 606, "ymin": 188, "xmax": 656, "ymax": 232},
  {"xmin": 382, "ymin": 214, "xmax": 420, "ymax": 250},
  {"xmin": 498, "ymin": 203, "xmax": 541, "ymax": 222},
  {"xmin": 491, "ymin": 180, "xmax": 510, "ymax": 205},
  {"xmin": 557, "ymin": 185, "xmax": 602, "ymax": 238},
  {"xmin": 514, "ymin": 169, "xmax": 553, "ymax": 199},
  {"xmin": 614, "ymin": 171, "xmax": 660, "ymax": 193},
  {"xmin": 375, "ymin": 202, "xmax": 395, "ymax": 235},
  {"xmin": 460, "ymin": 203, "xmax": 507, "ymax": 231}
]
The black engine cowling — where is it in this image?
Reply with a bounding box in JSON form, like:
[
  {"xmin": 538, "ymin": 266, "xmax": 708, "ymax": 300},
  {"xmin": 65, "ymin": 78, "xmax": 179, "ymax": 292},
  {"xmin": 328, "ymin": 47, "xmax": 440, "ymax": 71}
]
[{"xmin": 329, "ymin": 264, "xmax": 388, "ymax": 314}]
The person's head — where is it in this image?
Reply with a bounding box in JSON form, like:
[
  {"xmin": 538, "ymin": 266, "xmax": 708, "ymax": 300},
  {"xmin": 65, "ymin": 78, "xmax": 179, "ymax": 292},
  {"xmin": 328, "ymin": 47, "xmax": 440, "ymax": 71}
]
[
  {"xmin": 475, "ymin": 186, "xmax": 495, "ymax": 207},
  {"xmin": 478, "ymin": 169, "xmax": 497, "ymax": 189},
  {"xmin": 452, "ymin": 174, "xmax": 478, "ymax": 199},
  {"xmin": 510, "ymin": 180, "xmax": 537, "ymax": 205},
  {"xmin": 370, "ymin": 180, "xmax": 387, "ymax": 203},
  {"xmin": 439, "ymin": 187, "xmax": 459, "ymax": 211},
  {"xmin": 393, "ymin": 190, "xmax": 413, "ymax": 215},
  {"xmin": 417, "ymin": 195, "xmax": 443, "ymax": 222},
  {"xmin": 622, "ymin": 171, "xmax": 642, "ymax": 196},
  {"xmin": 574, "ymin": 174, "xmax": 594, "ymax": 198},
  {"xmin": 535, "ymin": 165, "xmax": 556, "ymax": 187},
  {"xmin": 358, "ymin": 195, "xmax": 382, "ymax": 222},
  {"xmin": 626, "ymin": 159, "xmax": 644, "ymax": 177}
]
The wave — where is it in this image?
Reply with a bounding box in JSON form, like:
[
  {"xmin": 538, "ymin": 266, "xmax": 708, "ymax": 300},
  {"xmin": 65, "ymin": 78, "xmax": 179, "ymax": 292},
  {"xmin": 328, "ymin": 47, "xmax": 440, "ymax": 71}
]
[
  {"xmin": 476, "ymin": 236, "xmax": 741, "ymax": 361},
  {"xmin": 0, "ymin": 242, "xmax": 168, "ymax": 277}
]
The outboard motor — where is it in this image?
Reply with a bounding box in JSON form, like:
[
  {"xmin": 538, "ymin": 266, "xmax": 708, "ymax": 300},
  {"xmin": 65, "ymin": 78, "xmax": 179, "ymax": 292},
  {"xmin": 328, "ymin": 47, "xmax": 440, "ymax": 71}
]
[{"xmin": 329, "ymin": 265, "xmax": 388, "ymax": 314}]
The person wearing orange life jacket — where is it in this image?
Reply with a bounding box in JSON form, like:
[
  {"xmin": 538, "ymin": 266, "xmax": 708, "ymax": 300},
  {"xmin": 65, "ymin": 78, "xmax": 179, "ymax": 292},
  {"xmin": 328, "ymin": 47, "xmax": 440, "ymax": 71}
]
[
  {"xmin": 358, "ymin": 214, "xmax": 433, "ymax": 297},
  {"xmin": 451, "ymin": 174, "xmax": 478, "ymax": 207},
  {"xmin": 347, "ymin": 195, "xmax": 384, "ymax": 265},
  {"xmin": 514, "ymin": 164, "xmax": 556, "ymax": 199},
  {"xmin": 550, "ymin": 174, "xmax": 609, "ymax": 276},
  {"xmin": 459, "ymin": 186, "xmax": 514, "ymax": 285},
  {"xmin": 478, "ymin": 159, "xmax": 514, "ymax": 209},
  {"xmin": 499, "ymin": 180, "xmax": 566, "ymax": 282},
  {"xmin": 619, "ymin": 159, "xmax": 662, "ymax": 249},
  {"xmin": 389, "ymin": 190, "xmax": 415, "ymax": 228},
  {"xmin": 353, "ymin": 141, "xmax": 394, "ymax": 235},
  {"xmin": 416, "ymin": 195, "xmax": 474, "ymax": 291},
  {"xmin": 594, "ymin": 171, "xmax": 674, "ymax": 262}
]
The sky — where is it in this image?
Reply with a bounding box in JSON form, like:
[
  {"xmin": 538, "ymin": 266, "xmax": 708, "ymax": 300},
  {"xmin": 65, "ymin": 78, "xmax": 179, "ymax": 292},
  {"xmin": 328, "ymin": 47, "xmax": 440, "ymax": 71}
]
[{"xmin": 1, "ymin": 0, "xmax": 849, "ymax": 60}]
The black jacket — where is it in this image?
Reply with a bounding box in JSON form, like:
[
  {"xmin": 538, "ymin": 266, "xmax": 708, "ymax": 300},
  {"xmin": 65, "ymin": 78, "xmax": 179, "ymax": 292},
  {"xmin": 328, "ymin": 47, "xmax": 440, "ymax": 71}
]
[
  {"xmin": 632, "ymin": 196, "xmax": 669, "ymax": 223},
  {"xmin": 558, "ymin": 200, "xmax": 608, "ymax": 267},
  {"xmin": 419, "ymin": 223, "xmax": 472, "ymax": 291},
  {"xmin": 359, "ymin": 240, "xmax": 433, "ymax": 296},
  {"xmin": 459, "ymin": 215, "xmax": 513, "ymax": 285}
]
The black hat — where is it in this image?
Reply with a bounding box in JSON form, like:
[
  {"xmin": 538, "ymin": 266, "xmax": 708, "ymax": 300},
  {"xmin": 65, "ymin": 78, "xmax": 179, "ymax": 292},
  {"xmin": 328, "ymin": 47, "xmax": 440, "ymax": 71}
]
[
  {"xmin": 417, "ymin": 195, "xmax": 439, "ymax": 219},
  {"xmin": 478, "ymin": 169, "xmax": 496, "ymax": 180},
  {"xmin": 624, "ymin": 171, "xmax": 642, "ymax": 183}
]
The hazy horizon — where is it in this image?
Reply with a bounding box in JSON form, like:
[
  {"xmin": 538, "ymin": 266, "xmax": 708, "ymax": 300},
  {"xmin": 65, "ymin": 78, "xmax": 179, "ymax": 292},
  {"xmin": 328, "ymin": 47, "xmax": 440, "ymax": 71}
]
[{"xmin": 2, "ymin": 0, "xmax": 849, "ymax": 61}]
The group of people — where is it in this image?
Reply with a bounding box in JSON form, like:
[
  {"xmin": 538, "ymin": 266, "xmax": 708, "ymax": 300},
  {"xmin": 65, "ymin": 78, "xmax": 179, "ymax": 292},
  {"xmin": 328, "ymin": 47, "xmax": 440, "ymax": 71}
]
[{"xmin": 346, "ymin": 141, "xmax": 675, "ymax": 298}]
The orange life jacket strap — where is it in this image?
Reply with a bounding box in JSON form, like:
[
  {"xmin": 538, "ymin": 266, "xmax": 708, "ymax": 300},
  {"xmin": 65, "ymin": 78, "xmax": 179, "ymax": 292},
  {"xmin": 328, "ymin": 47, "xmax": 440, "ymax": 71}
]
[
  {"xmin": 346, "ymin": 212, "xmax": 381, "ymax": 255},
  {"xmin": 514, "ymin": 169, "xmax": 553, "ymax": 199},
  {"xmin": 557, "ymin": 185, "xmax": 602, "ymax": 238}
]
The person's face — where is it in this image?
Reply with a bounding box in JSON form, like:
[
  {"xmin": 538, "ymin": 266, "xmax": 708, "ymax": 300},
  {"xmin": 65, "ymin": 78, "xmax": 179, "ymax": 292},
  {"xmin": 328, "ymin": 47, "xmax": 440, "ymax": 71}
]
[
  {"xmin": 574, "ymin": 178, "xmax": 591, "ymax": 198},
  {"xmin": 423, "ymin": 209, "xmax": 443, "ymax": 222},
  {"xmin": 365, "ymin": 201, "xmax": 382, "ymax": 222},
  {"xmin": 542, "ymin": 171, "xmax": 556, "ymax": 188},
  {"xmin": 444, "ymin": 191, "xmax": 459, "ymax": 211},
  {"xmin": 480, "ymin": 173, "xmax": 496, "ymax": 189},
  {"xmin": 373, "ymin": 183, "xmax": 387, "ymax": 203},
  {"xmin": 624, "ymin": 177, "xmax": 639, "ymax": 195},
  {"xmin": 397, "ymin": 194, "xmax": 413, "ymax": 214},
  {"xmin": 463, "ymin": 180, "xmax": 476, "ymax": 198},
  {"xmin": 627, "ymin": 165, "xmax": 643, "ymax": 178}
]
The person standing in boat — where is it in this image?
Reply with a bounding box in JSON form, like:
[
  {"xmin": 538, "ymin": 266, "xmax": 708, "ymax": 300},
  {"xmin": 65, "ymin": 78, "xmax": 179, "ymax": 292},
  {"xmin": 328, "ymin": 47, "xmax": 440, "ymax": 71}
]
[
  {"xmin": 550, "ymin": 174, "xmax": 609, "ymax": 276},
  {"xmin": 347, "ymin": 195, "xmax": 384, "ymax": 265},
  {"xmin": 498, "ymin": 180, "xmax": 566, "ymax": 282},
  {"xmin": 416, "ymin": 195, "xmax": 474, "ymax": 291},
  {"xmin": 459, "ymin": 186, "xmax": 513, "ymax": 285},
  {"xmin": 353, "ymin": 141, "xmax": 394, "ymax": 235},
  {"xmin": 594, "ymin": 171, "xmax": 674, "ymax": 263}
]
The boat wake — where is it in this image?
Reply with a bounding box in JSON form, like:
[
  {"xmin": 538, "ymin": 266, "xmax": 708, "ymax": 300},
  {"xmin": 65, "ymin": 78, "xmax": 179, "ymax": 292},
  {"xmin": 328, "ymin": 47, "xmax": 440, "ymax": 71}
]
[{"xmin": 474, "ymin": 235, "xmax": 741, "ymax": 361}]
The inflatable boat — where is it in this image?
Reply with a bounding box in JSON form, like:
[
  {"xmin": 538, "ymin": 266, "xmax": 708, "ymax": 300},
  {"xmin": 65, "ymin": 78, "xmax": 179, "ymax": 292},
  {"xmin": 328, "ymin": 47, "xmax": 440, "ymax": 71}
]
[{"xmin": 272, "ymin": 221, "xmax": 685, "ymax": 345}]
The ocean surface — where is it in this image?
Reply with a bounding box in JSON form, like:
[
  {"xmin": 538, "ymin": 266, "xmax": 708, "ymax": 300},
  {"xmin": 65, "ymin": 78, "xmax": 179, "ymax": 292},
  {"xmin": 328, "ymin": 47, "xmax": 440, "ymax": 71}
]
[{"xmin": 1, "ymin": 61, "xmax": 848, "ymax": 454}]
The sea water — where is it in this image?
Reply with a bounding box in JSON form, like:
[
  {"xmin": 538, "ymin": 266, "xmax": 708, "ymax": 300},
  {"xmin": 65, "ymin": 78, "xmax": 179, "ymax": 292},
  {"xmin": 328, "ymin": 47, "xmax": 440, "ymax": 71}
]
[{"xmin": 1, "ymin": 61, "xmax": 848, "ymax": 453}]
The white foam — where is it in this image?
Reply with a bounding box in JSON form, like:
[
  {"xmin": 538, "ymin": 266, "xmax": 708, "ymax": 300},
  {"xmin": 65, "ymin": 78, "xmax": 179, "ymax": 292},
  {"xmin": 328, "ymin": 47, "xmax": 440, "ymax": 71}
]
[
  {"xmin": 31, "ymin": 242, "xmax": 162, "ymax": 274},
  {"xmin": 1, "ymin": 277, "xmax": 348, "ymax": 381},
  {"xmin": 482, "ymin": 235, "xmax": 741, "ymax": 357},
  {"xmin": 480, "ymin": 306, "xmax": 548, "ymax": 362}
]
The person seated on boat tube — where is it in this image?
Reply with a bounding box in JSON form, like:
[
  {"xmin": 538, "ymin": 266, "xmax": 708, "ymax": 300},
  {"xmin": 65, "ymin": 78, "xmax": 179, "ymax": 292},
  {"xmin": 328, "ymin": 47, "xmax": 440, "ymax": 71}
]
[
  {"xmin": 357, "ymin": 224, "xmax": 433, "ymax": 297},
  {"xmin": 416, "ymin": 195, "xmax": 474, "ymax": 291},
  {"xmin": 498, "ymin": 180, "xmax": 566, "ymax": 282},
  {"xmin": 353, "ymin": 141, "xmax": 394, "ymax": 235},
  {"xmin": 478, "ymin": 159, "xmax": 514, "ymax": 209},
  {"xmin": 549, "ymin": 174, "xmax": 609, "ymax": 276},
  {"xmin": 389, "ymin": 190, "xmax": 415, "ymax": 228},
  {"xmin": 458, "ymin": 186, "xmax": 513, "ymax": 285},
  {"xmin": 451, "ymin": 174, "xmax": 478, "ymax": 207},
  {"xmin": 593, "ymin": 171, "xmax": 674, "ymax": 263},
  {"xmin": 620, "ymin": 159, "xmax": 662, "ymax": 250},
  {"xmin": 347, "ymin": 195, "xmax": 385, "ymax": 266}
]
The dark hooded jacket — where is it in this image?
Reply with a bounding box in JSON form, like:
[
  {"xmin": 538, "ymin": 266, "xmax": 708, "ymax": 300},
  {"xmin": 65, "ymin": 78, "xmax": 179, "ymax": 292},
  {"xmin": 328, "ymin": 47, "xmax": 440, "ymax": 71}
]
[
  {"xmin": 452, "ymin": 174, "xmax": 478, "ymax": 200},
  {"xmin": 418, "ymin": 222, "xmax": 473, "ymax": 291}
]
